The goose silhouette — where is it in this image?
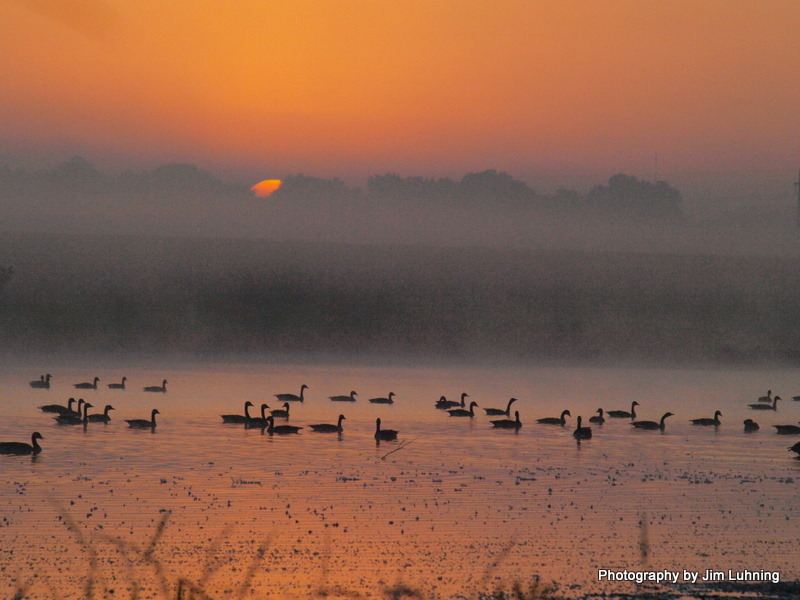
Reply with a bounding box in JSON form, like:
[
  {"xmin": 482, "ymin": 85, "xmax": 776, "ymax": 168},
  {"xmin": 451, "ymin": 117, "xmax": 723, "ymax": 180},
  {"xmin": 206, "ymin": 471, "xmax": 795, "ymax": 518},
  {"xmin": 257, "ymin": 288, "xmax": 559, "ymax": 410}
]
[
  {"xmin": 0, "ymin": 432, "xmax": 44, "ymax": 455},
  {"xmin": 491, "ymin": 410, "xmax": 522, "ymax": 429},
  {"xmin": 108, "ymin": 377, "xmax": 127, "ymax": 390},
  {"xmin": 276, "ymin": 384, "xmax": 308, "ymax": 403},
  {"xmin": 484, "ymin": 397, "xmax": 517, "ymax": 416},
  {"xmin": 126, "ymin": 409, "xmax": 159, "ymax": 429},
  {"xmin": 607, "ymin": 401, "xmax": 639, "ymax": 419},
  {"xmin": 30, "ymin": 374, "xmax": 52, "ymax": 389},
  {"xmin": 309, "ymin": 415, "xmax": 346, "ymax": 433},
  {"xmin": 374, "ymin": 418, "xmax": 398, "ymax": 441},
  {"xmin": 632, "ymin": 412, "xmax": 673, "ymax": 431},
  {"xmin": 589, "ymin": 408, "xmax": 605, "ymax": 424},
  {"xmin": 87, "ymin": 404, "xmax": 115, "ymax": 423},
  {"xmin": 536, "ymin": 409, "xmax": 570, "ymax": 426},
  {"xmin": 144, "ymin": 380, "xmax": 168, "ymax": 393},
  {"xmin": 573, "ymin": 416, "xmax": 592, "ymax": 440}
]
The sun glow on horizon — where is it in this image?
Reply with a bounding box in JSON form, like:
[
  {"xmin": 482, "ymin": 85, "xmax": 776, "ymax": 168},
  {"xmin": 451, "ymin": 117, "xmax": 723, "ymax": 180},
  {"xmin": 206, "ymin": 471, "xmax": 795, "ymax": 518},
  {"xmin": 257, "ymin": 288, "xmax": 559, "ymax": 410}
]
[{"xmin": 251, "ymin": 179, "xmax": 282, "ymax": 197}]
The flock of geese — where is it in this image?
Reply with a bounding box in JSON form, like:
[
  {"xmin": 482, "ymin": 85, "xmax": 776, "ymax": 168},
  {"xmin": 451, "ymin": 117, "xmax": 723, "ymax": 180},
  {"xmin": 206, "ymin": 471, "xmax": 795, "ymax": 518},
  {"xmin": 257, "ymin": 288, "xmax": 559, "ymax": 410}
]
[{"xmin": 2, "ymin": 377, "xmax": 800, "ymax": 458}]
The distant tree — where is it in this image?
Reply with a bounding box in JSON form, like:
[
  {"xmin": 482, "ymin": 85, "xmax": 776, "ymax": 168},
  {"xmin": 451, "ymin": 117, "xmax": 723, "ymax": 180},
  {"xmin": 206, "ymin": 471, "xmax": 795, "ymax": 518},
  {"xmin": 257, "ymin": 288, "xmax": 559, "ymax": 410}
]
[
  {"xmin": 44, "ymin": 156, "xmax": 107, "ymax": 196},
  {"xmin": 271, "ymin": 174, "xmax": 355, "ymax": 201},
  {"xmin": 367, "ymin": 173, "xmax": 458, "ymax": 201},
  {"xmin": 588, "ymin": 173, "xmax": 682, "ymax": 219},
  {"xmin": 459, "ymin": 170, "xmax": 535, "ymax": 202}
]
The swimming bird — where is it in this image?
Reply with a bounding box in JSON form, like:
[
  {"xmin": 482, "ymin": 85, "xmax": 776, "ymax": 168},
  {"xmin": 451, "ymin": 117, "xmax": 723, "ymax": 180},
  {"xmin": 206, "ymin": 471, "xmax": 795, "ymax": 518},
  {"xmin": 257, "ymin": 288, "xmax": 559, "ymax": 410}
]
[
  {"xmin": 491, "ymin": 410, "xmax": 522, "ymax": 429},
  {"xmin": 126, "ymin": 409, "xmax": 159, "ymax": 429},
  {"xmin": 329, "ymin": 390, "xmax": 357, "ymax": 402},
  {"xmin": 266, "ymin": 416, "xmax": 301, "ymax": 435},
  {"xmin": 144, "ymin": 379, "xmax": 168, "ymax": 393},
  {"xmin": 276, "ymin": 384, "xmax": 308, "ymax": 403},
  {"xmin": 757, "ymin": 390, "xmax": 773, "ymax": 403},
  {"xmin": 484, "ymin": 397, "xmax": 517, "ymax": 416},
  {"xmin": 632, "ymin": 412, "xmax": 674, "ymax": 431},
  {"xmin": 607, "ymin": 401, "xmax": 639, "ymax": 419},
  {"xmin": 30, "ymin": 374, "xmax": 52, "ymax": 389},
  {"xmin": 436, "ymin": 393, "xmax": 468, "ymax": 410},
  {"xmin": 773, "ymin": 424, "xmax": 800, "ymax": 435},
  {"xmin": 87, "ymin": 404, "xmax": 115, "ymax": 423},
  {"xmin": 749, "ymin": 396, "xmax": 780, "ymax": 410},
  {"xmin": 55, "ymin": 402, "xmax": 92, "ymax": 425},
  {"xmin": 270, "ymin": 403, "xmax": 291, "ymax": 418},
  {"xmin": 0, "ymin": 432, "xmax": 44, "ymax": 455},
  {"xmin": 246, "ymin": 404, "xmax": 271, "ymax": 428},
  {"xmin": 38, "ymin": 397, "xmax": 77, "ymax": 415},
  {"xmin": 374, "ymin": 418, "xmax": 398, "ymax": 441},
  {"xmin": 221, "ymin": 401, "xmax": 254, "ymax": 424},
  {"xmin": 691, "ymin": 410, "xmax": 722, "ymax": 426},
  {"xmin": 108, "ymin": 377, "xmax": 127, "ymax": 390},
  {"xmin": 573, "ymin": 416, "xmax": 592, "ymax": 440},
  {"xmin": 743, "ymin": 419, "xmax": 760, "ymax": 432},
  {"xmin": 369, "ymin": 392, "xmax": 396, "ymax": 404},
  {"xmin": 74, "ymin": 376, "xmax": 99, "ymax": 390},
  {"xmin": 789, "ymin": 442, "xmax": 800, "ymax": 455},
  {"xmin": 448, "ymin": 401, "xmax": 479, "ymax": 417},
  {"xmin": 589, "ymin": 408, "xmax": 605, "ymax": 424},
  {"xmin": 309, "ymin": 414, "xmax": 346, "ymax": 433},
  {"xmin": 536, "ymin": 409, "xmax": 571, "ymax": 426}
]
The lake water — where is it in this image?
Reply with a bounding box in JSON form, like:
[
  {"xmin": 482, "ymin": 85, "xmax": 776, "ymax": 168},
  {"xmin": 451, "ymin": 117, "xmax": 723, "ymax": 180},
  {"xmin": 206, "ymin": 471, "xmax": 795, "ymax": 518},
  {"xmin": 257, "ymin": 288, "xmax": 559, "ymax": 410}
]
[{"xmin": 1, "ymin": 358, "xmax": 799, "ymax": 599}]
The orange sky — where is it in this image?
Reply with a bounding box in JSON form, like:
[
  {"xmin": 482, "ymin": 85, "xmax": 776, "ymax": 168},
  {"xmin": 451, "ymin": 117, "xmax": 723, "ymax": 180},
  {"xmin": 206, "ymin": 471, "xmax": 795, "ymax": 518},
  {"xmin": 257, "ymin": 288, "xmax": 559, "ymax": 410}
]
[{"xmin": 1, "ymin": 1, "xmax": 798, "ymax": 196}]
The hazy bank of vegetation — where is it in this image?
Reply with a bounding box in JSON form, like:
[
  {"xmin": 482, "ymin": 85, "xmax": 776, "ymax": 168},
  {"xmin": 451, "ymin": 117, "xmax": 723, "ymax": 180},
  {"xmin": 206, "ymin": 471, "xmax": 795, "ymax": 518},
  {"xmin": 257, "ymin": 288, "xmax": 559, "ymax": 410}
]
[{"xmin": 1, "ymin": 232, "xmax": 798, "ymax": 365}]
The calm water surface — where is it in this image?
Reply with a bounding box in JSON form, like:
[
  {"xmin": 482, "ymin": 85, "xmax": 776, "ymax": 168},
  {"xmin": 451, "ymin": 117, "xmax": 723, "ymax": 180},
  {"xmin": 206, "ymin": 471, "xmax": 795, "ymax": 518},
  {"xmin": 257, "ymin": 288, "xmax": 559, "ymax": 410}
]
[{"xmin": 1, "ymin": 359, "xmax": 799, "ymax": 599}]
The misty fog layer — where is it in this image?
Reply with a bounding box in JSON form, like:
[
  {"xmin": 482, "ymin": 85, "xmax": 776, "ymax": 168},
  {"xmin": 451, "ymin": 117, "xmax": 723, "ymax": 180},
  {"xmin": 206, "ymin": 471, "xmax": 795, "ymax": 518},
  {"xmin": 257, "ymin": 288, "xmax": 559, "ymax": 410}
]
[
  {"xmin": 2, "ymin": 159, "xmax": 799, "ymax": 256},
  {"xmin": 2, "ymin": 232, "xmax": 799, "ymax": 365}
]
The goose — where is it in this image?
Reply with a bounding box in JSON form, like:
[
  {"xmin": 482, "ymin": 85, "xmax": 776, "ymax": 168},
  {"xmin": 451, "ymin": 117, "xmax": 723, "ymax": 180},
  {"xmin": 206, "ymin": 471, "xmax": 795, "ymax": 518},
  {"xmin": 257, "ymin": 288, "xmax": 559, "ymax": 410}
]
[
  {"xmin": 270, "ymin": 403, "xmax": 291, "ymax": 418},
  {"xmin": 0, "ymin": 432, "xmax": 44, "ymax": 455},
  {"xmin": 276, "ymin": 384, "xmax": 308, "ymax": 403},
  {"xmin": 491, "ymin": 410, "xmax": 522, "ymax": 429},
  {"xmin": 573, "ymin": 416, "xmax": 592, "ymax": 440},
  {"xmin": 743, "ymin": 419, "xmax": 760, "ymax": 432},
  {"xmin": 87, "ymin": 404, "xmax": 115, "ymax": 423},
  {"xmin": 484, "ymin": 397, "xmax": 517, "ymax": 416},
  {"xmin": 789, "ymin": 442, "xmax": 800, "ymax": 455},
  {"xmin": 74, "ymin": 376, "xmax": 100, "ymax": 390},
  {"xmin": 632, "ymin": 412, "xmax": 674, "ymax": 431},
  {"xmin": 749, "ymin": 396, "xmax": 780, "ymax": 410},
  {"xmin": 221, "ymin": 401, "xmax": 254, "ymax": 424},
  {"xmin": 607, "ymin": 401, "xmax": 639, "ymax": 419},
  {"xmin": 369, "ymin": 392, "xmax": 396, "ymax": 404},
  {"xmin": 55, "ymin": 402, "xmax": 92, "ymax": 425},
  {"xmin": 38, "ymin": 397, "xmax": 77, "ymax": 415},
  {"xmin": 792, "ymin": 395, "xmax": 800, "ymax": 401},
  {"xmin": 374, "ymin": 418, "xmax": 398, "ymax": 441},
  {"xmin": 437, "ymin": 392, "xmax": 468, "ymax": 410},
  {"xmin": 434, "ymin": 396, "xmax": 451, "ymax": 409},
  {"xmin": 144, "ymin": 379, "xmax": 168, "ymax": 393},
  {"xmin": 30, "ymin": 374, "xmax": 52, "ymax": 389},
  {"xmin": 773, "ymin": 424, "xmax": 800, "ymax": 435},
  {"xmin": 691, "ymin": 410, "xmax": 722, "ymax": 426},
  {"xmin": 329, "ymin": 390, "xmax": 357, "ymax": 402},
  {"xmin": 309, "ymin": 414, "xmax": 346, "ymax": 433},
  {"xmin": 536, "ymin": 409, "xmax": 571, "ymax": 426},
  {"xmin": 589, "ymin": 408, "xmax": 605, "ymax": 424},
  {"xmin": 126, "ymin": 409, "xmax": 159, "ymax": 429},
  {"xmin": 245, "ymin": 404, "xmax": 270, "ymax": 428},
  {"xmin": 758, "ymin": 390, "xmax": 773, "ymax": 403},
  {"xmin": 448, "ymin": 401, "xmax": 479, "ymax": 417},
  {"xmin": 108, "ymin": 377, "xmax": 127, "ymax": 390},
  {"xmin": 266, "ymin": 416, "xmax": 301, "ymax": 435}
]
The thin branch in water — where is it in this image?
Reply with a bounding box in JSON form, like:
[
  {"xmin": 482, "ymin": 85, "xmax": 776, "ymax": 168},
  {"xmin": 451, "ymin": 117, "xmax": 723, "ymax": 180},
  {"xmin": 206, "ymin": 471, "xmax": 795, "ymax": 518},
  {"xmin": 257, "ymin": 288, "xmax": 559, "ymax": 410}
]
[{"xmin": 381, "ymin": 439, "xmax": 414, "ymax": 460}]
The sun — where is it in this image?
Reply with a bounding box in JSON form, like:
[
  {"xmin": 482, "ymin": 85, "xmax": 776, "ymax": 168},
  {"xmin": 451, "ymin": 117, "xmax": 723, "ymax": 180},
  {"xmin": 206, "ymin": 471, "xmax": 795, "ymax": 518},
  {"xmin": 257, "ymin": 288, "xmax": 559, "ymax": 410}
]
[{"xmin": 251, "ymin": 179, "xmax": 282, "ymax": 197}]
